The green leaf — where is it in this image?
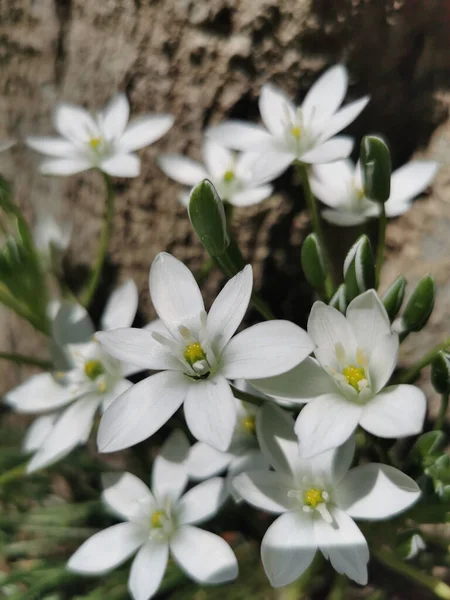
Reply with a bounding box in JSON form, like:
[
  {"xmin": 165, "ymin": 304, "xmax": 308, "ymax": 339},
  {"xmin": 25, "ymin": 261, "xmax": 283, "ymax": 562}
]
[
  {"xmin": 301, "ymin": 233, "xmax": 327, "ymax": 290},
  {"xmin": 360, "ymin": 135, "xmax": 391, "ymax": 203},
  {"xmin": 382, "ymin": 275, "xmax": 406, "ymax": 321},
  {"xmin": 401, "ymin": 274, "xmax": 435, "ymax": 333},
  {"xmin": 188, "ymin": 180, "xmax": 230, "ymax": 257}
]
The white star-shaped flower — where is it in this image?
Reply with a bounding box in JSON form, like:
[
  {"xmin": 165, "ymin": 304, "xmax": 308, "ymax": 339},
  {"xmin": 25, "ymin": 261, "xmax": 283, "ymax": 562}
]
[
  {"xmin": 311, "ymin": 159, "xmax": 439, "ymax": 226},
  {"xmin": 96, "ymin": 252, "xmax": 313, "ymax": 453},
  {"xmin": 251, "ymin": 290, "xmax": 427, "ymax": 457},
  {"xmin": 68, "ymin": 430, "xmax": 238, "ymax": 600},
  {"xmin": 5, "ymin": 280, "xmax": 140, "ymax": 472},
  {"xmin": 26, "ymin": 94, "xmax": 174, "ymax": 177},
  {"xmin": 158, "ymin": 139, "xmax": 273, "ymax": 207},
  {"xmin": 207, "ymin": 65, "xmax": 369, "ymax": 183},
  {"xmin": 233, "ymin": 403, "xmax": 421, "ymax": 587}
]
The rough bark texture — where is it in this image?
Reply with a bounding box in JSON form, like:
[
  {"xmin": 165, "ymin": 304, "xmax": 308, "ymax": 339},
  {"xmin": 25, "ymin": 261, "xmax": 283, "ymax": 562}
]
[{"xmin": 0, "ymin": 0, "xmax": 449, "ymax": 399}]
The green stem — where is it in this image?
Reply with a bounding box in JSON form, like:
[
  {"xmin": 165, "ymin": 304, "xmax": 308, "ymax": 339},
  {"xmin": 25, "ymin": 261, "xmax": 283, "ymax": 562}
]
[
  {"xmin": 375, "ymin": 203, "xmax": 387, "ymax": 287},
  {"xmin": 0, "ymin": 462, "xmax": 28, "ymax": 486},
  {"xmin": 230, "ymin": 384, "xmax": 297, "ymax": 412},
  {"xmin": 296, "ymin": 162, "xmax": 333, "ymax": 298},
  {"xmin": 81, "ymin": 172, "xmax": 115, "ymax": 308},
  {"xmin": 195, "ymin": 257, "xmax": 215, "ymax": 285},
  {"xmin": 0, "ymin": 351, "xmax": 51, "ymax": 370},
  {"xmin": 373, "ymin": 548, "xmax": 450, "ymax": 599},
  {"xmin": 326, "ymin": 574, "xmax": 348, "ymax": 600},
  {"xmin": 395, "ymin": 336, "xmax": 450, "ymax": 384},
  {"xmin": 435, "ymin": 393, "xmax": 449, "ymax": 431}
]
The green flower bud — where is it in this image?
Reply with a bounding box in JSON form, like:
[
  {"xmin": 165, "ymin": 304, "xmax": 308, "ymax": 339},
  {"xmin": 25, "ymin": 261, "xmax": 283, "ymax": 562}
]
[
  {"xmin": 360, "ymin": 135, "xmax": 391, "ymax": 203},
  {"xmin": 343, "ymin": 235, "xmax": 375, "ymax": 302},
  {"xmin": 431, "ymin": 352, "xmax": 450, "ymax": 395},
  {"xmin": 401, "ymin": 274, "xmax": 435, "ymax": 333},
  {"xmin": 396, "ymin": 530, "xmax": 426, "ymax": 561},
  {"xmin": 411, "ymin": 431, "xmax": 446, "ymax": 461},
  {"xmin": 188, "ymin": 180, "xmax": 230, "ymax": 257},
  {"xmin": 301, "ymin": 233, "xmax": 327, "ymax": 290},
  {"xmin": 329, "ymin": 284, "xmax": 347, "ymax": 313},
  {"xmin": 382, "ymin": 275, "xmax": 406, "ymax": 321}
]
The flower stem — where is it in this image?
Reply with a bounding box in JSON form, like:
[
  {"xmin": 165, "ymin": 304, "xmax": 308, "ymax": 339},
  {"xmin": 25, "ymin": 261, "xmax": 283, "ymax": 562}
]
[
  {"xmin": 0, "ymin": 351, "xmax": 51, "ymax": 370},
  {"xmin": 373, "ymin": 548, "xmax": 450, "ymax": 599},
  {"xmin": 230, "ymin": 384, "xmax": 297, "ymax": 412},
  {"xmin": 326, "ymin": 574, "xmax": 348, "ymax": 600},
  {"xmin": 81, "ymin": 172, "xmax": 115, "ymax": 308},
  {"xmin": 395, "ymin": 336, "xmax": 450, "ymax": 384},
  {"xmin": 296, "ymin": 162, "xmax": 334, "ymax": 299},
  {"xmin": 0, "ymin": 462, "xmax": 28, "ymax": 486},
  {"xmin": 375, "ymin": 203, "xmax": 387, "ymax": 287},
  {"xmin": 435, "ymin": 393, "xmax": 449, "ymax": 430}
]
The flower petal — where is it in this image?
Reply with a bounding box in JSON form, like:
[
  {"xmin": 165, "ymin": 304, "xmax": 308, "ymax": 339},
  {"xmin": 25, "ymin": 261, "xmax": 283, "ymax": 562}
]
[
  {"xmin": 120, "ymin": 114, "xmax": 174, "ymax": 152},
  {"xmin": 202, "ymin": 139, "xmax": 234, "ymax": 179},
  {"xmin": 157, "ymin": 153, "xmax": 208, "ymax": 186},
  {"xmin": 336, "ymin": 463, "xmax": 421, "ymax": 520},
  {"xmin": 187, "ymin": 442, "xmax": 232, "ymax": 480},
  {"xmin": 101, "ymin": 153, "xmax": 140, "ymax": 178},
  {"xmin": 129, "ymin": 539, "xmax": 168, "ymax": 600},
  {"xmin": 26, "ymin": 136, "xmax": 76, "ymax": 157},
  {"xmin": 321, "ymin": 96, "xmax": 370, "ymax": 141},
  {"xmin": 360, "ymin": 384, "xmax": 426, "ymax": 439},
  {"xmin": 221, "ymin": 320, "xmax": 313, "ymax": 380},
  {"xmin": 256, "ymin": 402, "xmax": 299, "ymax": 476},
  {"xmin": 295, "ymin": 394, "xmax": 362, "ymax": 458},
  {"xmin": 346, "ymin": 290, "xmax": 392, "ymax": 352},
  {"xmin": 170, "ymin": 525, "xmax": 238, "ymax": 584},
  {"xmin": 321, "ymin": 209, "xmax": 369, "ymax": 227},
  {"xmin": 259, "ymin": 84, "xmax": 296, "ymax": 136},
  {"xmin": 227, "ymin": 450, "xmax": 269, "ymax": 502},
  {"xmin": 261, "ymin": 511, "xmax": 316, "ymax": 588},
  {"xmin": 23, "ymin": 414, "xmax": 59, "ymax": 453},
  {"xmin": 101, "ymin": 379, "xmax": 133, "ymax": 413},
  {"xmin": 97, "ymin": 371, "xmax": 187, "ymax": 453},
  {"xmin": 52, "ymin": 301, "xmax": 95, "ymax": 347},
  {"xmin": 39, "ymin": 157, "xmax": 92, "ymax": 176},
  {"xmin": 232, "ymin": 470, "xmax": 292, "ymax": 513},
  {"xmin": 231, "ymin": 185, "xmax": 273, "ymax": 207},
  {"xmin": 386, "ymin": 160, "xmax": 438, "ymax": 217},
  {"xmin": 152, "ymin": 429, "xmax": 190, "ymax": 504},
  {"xmin": 67, "ymin": 522, "xmax": 145, "ymax": 574},
  {"xmin": 207, "ymin": 265, "xmax": 252, "ymax": 357},
  {"xmin": 250, "ymin": 151, "xmax": 294, "ymax": 185},
  {"xmin": 149, "ymin": 252, "xmax": 204, "ymax": 339},
  {"xmin": 177, "ymin": 477, "xmax": 228, "ymax": 525},
  {"xmin": 184, "ymin": 376, "xmax": 236, "ymax": 452},
  {"xmin": 5, "ymin": 373, "xmax": 81, "ymax": 414},
  {"xmin": 53, "ymin": 103, "xmax": 98, "ymax": 143},
  {"xmin": 207, "ymin": 120, "xmax": 274, "ymax": 151},
  {"xmin": 311, "ymin": 160, "xmax": 355, "ymax": 207},
  {"xmin": 302, "ymin": 65, "xmax": 348, "ymax": 123},
  {"xmin": 367, "ymin": 333, "xmax": 399, "ymax": 393},
  {"xmin": 101, "ymin": 279, "xmax": 139, "ymax": 331},
  {"xmin": 101, "ymin": 93, "xmax": 130, "ymax": 140},
  {"xmin": 300, "ymin": 137, "xmax": 353, "ymax": 164},
  {"xmin": 102, "ymin": 471, "xmax": 155, "ymax": 522}
]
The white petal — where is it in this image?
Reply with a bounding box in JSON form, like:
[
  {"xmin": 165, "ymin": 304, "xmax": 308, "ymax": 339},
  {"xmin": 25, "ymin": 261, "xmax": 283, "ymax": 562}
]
[
  {"xmin": 261, "ymin": 511, "xmax": 316, "ymax": 588},
  {"xmin": 227, "ymin": 450, "xmax": 269, "ymax": 502},
  {"xmin": 322, "ymin": 209, "xmax": 369, "ymax": 227},
  {"xmin": 102, "ymin": 94, "xmax": 130, "ymax": 140},
  {"xmin": 231, "ymin": 185, "xmax": 273, "ymax": 207},
  {"xmin": 39, "ymin": 157, "xmax": 92, "ymax": 176},
  {"xmin": 256, "ymin": 403, "xmax": 299, "ymax": 476},
  {"xmin": 97, "ymin": 371, "xmax": 187, "ymax": 452},
  {"xmin": 27, "ymin": 396, "xmax": 100, "ymax": 473},
  {"xmin": 177, "ymin": 477, "xmax": 228, "ymax": 525},
  {"xmin": 152, "ymin": 429, "xmax": 190, "ymax": 504},
  {"xmin": 5, "ymin": 373, "xmax": 81, "ymax": 414},
  {"xmin": 360, "ymin": 384, "xmax": 426, "ymax": 439},
  {"xmin": 367, "ymin": 333, "xmax": 399, "ymax": 393},
  {"xmin": 67, "ymin": 522, "xmax": 145, "ymax": 574},
  {"xmin": 300, "ymin": 137, "xmax": 353, "ymax": 164},
  {"xmin": 129, "ymin": 540, "xmax": 168, "ymax": 600},
  {"xmin": 302, "ymin": 65, "xmax": 348, "ymax": 123},
  {"xmin": 101, "ymin": 279, "xmax": 139, "ymax": 331},
  {"xmin": 336, "ymin": 463, "xmax": 421, "ymax": 520},
  {"xmin": 120, "ymin": 115, "xmax": 174, "ymax": 152},
  {"xmin": 26, "ymin": 136, "xmax": 76, "ymax": 157},
  {"xmin": 259, "ymin": 84, "xmax": 296, "ymax": 136},
  {"xmin": 187, "ymin": 442, "xmax": 232, "ymax": 480},
  {"xmin": 149, "ymin": 252, "xmax": 204, "ymax": 338},
  {"xmin": 53, "ymin": 103, "xmax": 98, "ymax": 143},
  {"xmin": 221, "ymin": 320, "xmax": 313, "ymax": 380},
  {"xmin": 207, "ymin": 121, "xmax": 274, "ymax": 151},
  {"xmin": 52, "ymin": 301, "xmax": 95, "ymax": 347},
  {"xmin": 157, "ymin": 153, "xmax": 208, "ymax": 186},
  {"xmin": 232, "ymin": 470, "xmax": 292, "ymax": 513},
  {"xmin": 23, "ymin": 414, "xmax": 59, "ymax": 453},
  {"xmin": 346, "ymin": 290, "xmax": 391, "ymax": 352},
  {"xmin": 207, "ymin": 265, "xmax": 252, "ymax": 357},
  {"xmin": 101, "ymin": 379, "xmax": 133, "ymax": 412},
  {"xmin": 295, "ymin": 394, "xmax": 362, "ymax": 458},
  {"xmin": 184, "ymin": 376, "xmax": 236, "ymax": 452},
  {"xmin": 101, "ymin": 153, "xmax": 140, "ymax": 178},
  {"xmin": 250, "ymin": 151, "xmax": 294, "ymax": 185},
  {"xmin": 313, "ymin": 160, "xmax": 355, "ymax": 194},
  {"xmin": 321, "ymin": 96, "xmax": 370, "ymax": 141},
  {"xmin": 315, "ymin": 507, "xmax": 369, "ymax": 585},
  {"xmin": 202, "ymin": 139, "xmax": 234, "ymax": 179},
  {"xmin": 387, "ymin": 161, "xmax": 438, "ymax": 216},
  {"xmin": 102, "ymin": 471, "xmax": 155, "ymax": 522},
  {"xmin": 170, "ymin": 525, "xmax": 238, "ymax": 584},
  {"xmin": 96, "ymin": 328, "xmax": 181, "ymax": 371}
]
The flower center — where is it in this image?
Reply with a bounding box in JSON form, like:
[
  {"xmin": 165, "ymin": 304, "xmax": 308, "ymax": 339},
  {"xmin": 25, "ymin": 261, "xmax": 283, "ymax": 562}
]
[
  {"xmin": 223, "ymin": 170, "xmax": 235, "ymax": 183},
  {"xmin": 84, "ymin": 359, "xmax": 105, "ymax": 381},
  {"xmin": 184, "ymin": 342, "xmax": 206, "ymax": 365},
  {"xmin": 304, "ymin": 488, "xmax": 324, "ymax": 508},
  {"xmin": 291, "ymin": 126, "xmax": 301, "ymax": 139},
  {"xmin": 242, "ymin": 415, "xmax": 256, "ymax": 435},
  {"xmin": 342, "ymin": 365, "xmax": 366, "ymax": 392},
  {"xmin": 89, "ymin": 137, "xmax": 102, "ymax": 150},
  {"xmin": 151, "ymin": 509, "xmax": 166, "ymax": 529}
]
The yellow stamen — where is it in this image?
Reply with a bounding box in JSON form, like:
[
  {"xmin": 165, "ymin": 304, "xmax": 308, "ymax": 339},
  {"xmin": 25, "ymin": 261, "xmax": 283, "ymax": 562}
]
[
  {"xmin": 84, "ymin": 359, "xmax": 104, "ymax": 381},
  {"xmin": 223, "ymin": 170, "xmax": 235, "ymax": 183},
  {"xmin": 304, "ymin": 488, "xmax": 324, "ymax": 508},
  {"xmin": 151, "ymin": 510, "xmax": 165, "ymax": 529},
  {"xmin": 242, "ymin": 415, "xmax": 256, "ymax": 435},
  {"xmin": 97, "ymin": 379, "xmax": 106, "ymax": 393},
  {"xmin": 184, "ymin": 342, "xmax": 206, "ymax": 365},
  {"xmin": 356, "ymin": 187, "xmax": 365, "ymax": 201},
  {"xmin": 89, "ymin": 137, "xmax": 102, "ymax": 149},
  {"xmin": 343, "ymin": 365, "xmax": 366, "ymax": 391},
  {"xmin": 291, "ymin": 126, "xmax": 301, "ymax": 139}
]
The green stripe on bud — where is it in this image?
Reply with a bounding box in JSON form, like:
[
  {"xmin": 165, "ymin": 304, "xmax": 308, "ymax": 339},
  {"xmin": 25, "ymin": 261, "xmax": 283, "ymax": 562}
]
[
  {"xmin": 360, "ymin": 135, "xmax": 391, "ymax": 203},
  {"xmin": 382, "ymin": 275, "xmax": 406, "ymax": 321},
  {"xmin": 401, "ymin": 274, "xmax": 435, "ymax": 333},
  {"xmin": 301, "ymin": 233, "xmax": 327, "ymax": 290},
  {"xmin": 329, "ymin": 284, "xmax": 347, "ymax": 313},
  {"xmin": 343, "ymin": 235, "xmax": 375, "ymax": 302},
  {"xmin": 431, "ymin": 352, "xmax": 450, "ymax": 395},
  {"xmin": 188, "ymin": 180, "xmax": 230, "ymax": 257}
]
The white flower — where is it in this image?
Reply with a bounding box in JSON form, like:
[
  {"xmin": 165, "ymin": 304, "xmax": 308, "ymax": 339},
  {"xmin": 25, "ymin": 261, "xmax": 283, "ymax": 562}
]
[
  {"xmin": 311, "ymin": 159, "xmax": 439, "ymax": 226},
  {"xmin": 68, "ymin": 430, "xmax": 238, "ymax": 600},
  {"xmin": 207, "ymin": 65, "xmax": 369, "ymax": 183},
  {"xmin": 233, "ymin": 403, "xmax": 421, "ymax": 587},
  {"xmin": 158, "ymin": 139, "xmax": 273, "ymax": 207},
  {"xmin": 96, "ymin": 252, "xmax": 313, "ymax": 453},
  {"xmin": 33, "ymin": 208, "xmax": 72, "ymax": 264},
  {"xmin": 26, "ymin": 94, "xmax": 174, "ymax": 177},
  {"xmin": 251, "ymin": 290, "xmax": 427, "ymax": 458},
  {"xmin": 5, "ymin": 280, "xmax": 140, "ymax": 472}
]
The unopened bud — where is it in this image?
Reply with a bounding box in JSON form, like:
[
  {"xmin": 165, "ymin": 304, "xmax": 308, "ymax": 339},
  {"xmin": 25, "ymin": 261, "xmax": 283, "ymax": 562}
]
[
  {"xmin": 382, "ymin": 275, "xmax": 406, "ymax": 321},
  {"xmin": 188, "ymin": 180, "xmax": 230, "ymax": 257},
  {"xmin": 329, "ymin": 284, "xmax": 347, "ymax": 313},
  {"xmin": 401, "ymin": 275, "xmax": 435, "ymax": 333},
  {"xmin": 360, "ymin": 135, "xmax": 391, "ymax": 203},
  {"xmin": 343, "ymin": 235, "xmax": 375, "ymax": 302},
  {"xmin": 301, "ymin": 233, "xmax": 327, "ymax": 290},
  {"xmin": 431, "ymin": 352, "xmax": 450, "ymax": 395}
]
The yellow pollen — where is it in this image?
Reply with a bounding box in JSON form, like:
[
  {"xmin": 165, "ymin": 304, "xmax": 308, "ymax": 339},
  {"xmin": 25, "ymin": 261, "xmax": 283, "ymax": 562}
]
[
  {"xmin": 343, "ymin": 365, "xmax": 366, "ymax": 391},
  {"xmin": 89, "ymin": 137, "xmax": 102, "ymax": 149},
  {"xmin": 84, "ymin": 359, "xmax": 104, "ymax": 381},
  {"xmin": 184, "ymin": 342, "xmax": 206, "ymax": 365},
  {"xmin": 151, "ymin": 510, "xmax": 165, "ymax": 529},
  {"xmin": 356, "ymin": 187, "xmax": 365, "ymax": 201},
  {"xmin": 242, "ymin": 415, "xmax": 256, "ymax": 435},
  {"xmin": 291, "ymin": 126, "xmax": 301, "ymax": 139},
  {"xmin": 97, "ymin": 379, "xmax": 106, "ymax": 393},
  {"xmin": 304, "ymin": 488, "xmax": 324, "ymax": 508},
  {"xmin": 223, "ymin": 170, "xmax": 235, "ymax": 183}
]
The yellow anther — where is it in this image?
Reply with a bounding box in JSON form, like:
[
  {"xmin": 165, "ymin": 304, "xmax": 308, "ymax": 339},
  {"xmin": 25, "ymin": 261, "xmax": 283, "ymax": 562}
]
[
  {"xmin": 151, "ymin": 510, "xmax": 165, "ymax": 529},
  {"xmin": 242, "ymin": 415, "xmax": 256, "ymax": 435},
  {"xmin": 356, "ymin": 187, "xmax": 365, "ymax": 201},
  {"xmin": 184, "ymin": 342, "xmax": 206, "ymax": 365},
  {"xmin": 343, "ymin": 365, "xmax": 366, "ymax": 392},
  {"xmin": 291, "ymin": 126, "xmax": 301, "ymax": 139},
  {"xmin": 223, "ymin": 170, "xmax": 235, "ymax": 183},
  {"xmin": 89, "ymin": 137, "xmax": 102, "ymax": 149},
  {"xmin": 97, "ymin": 379, "xmax": 107, "ymax": 393},
  {"xmin": 304, "ymin": 488, "xmax": 324, "ymax": 508},
  {"xmin": 84, "ymin": 359, "xmax": 104, "ymax": 381}
]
